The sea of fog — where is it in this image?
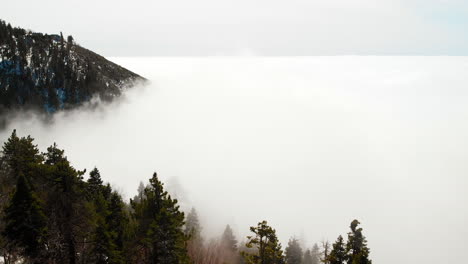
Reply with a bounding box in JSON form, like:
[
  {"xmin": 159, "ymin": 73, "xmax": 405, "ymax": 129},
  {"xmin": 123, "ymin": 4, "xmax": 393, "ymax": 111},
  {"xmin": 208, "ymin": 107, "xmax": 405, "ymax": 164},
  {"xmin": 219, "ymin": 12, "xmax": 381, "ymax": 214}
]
[{"xmin": 2, "ymin": 57, "xmax": 467, "ymax": 264}]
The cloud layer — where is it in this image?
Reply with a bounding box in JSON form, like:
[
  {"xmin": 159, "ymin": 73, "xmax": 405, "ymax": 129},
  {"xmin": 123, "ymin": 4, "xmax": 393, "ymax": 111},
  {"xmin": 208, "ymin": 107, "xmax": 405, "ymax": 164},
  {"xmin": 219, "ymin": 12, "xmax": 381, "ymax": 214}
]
[{"xmin": 1, "ymin": 57, "xmax": 467, "ymax": 264}]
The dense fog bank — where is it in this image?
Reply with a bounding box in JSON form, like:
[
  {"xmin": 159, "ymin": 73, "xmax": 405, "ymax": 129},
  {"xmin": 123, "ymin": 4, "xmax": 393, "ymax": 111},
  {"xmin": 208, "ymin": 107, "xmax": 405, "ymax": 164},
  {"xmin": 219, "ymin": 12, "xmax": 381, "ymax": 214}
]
[{"xmin": 1, "ymin": 57, "xmax": 467, "ymax": 264}]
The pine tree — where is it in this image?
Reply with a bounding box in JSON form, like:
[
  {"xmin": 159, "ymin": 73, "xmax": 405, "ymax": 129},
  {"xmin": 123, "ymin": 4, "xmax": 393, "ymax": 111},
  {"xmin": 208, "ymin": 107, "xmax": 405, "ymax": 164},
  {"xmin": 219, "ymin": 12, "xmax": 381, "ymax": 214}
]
[
  {"xmin": 44, "ymin": 144, "xmax": 90, "ymax": 264},
  {"xmin": 131, "ymin": 172, "xmax": 189, "ymax": 264},
  {"xmin": 285, "ymin": 238, "xmax": 302, "ymax": 264},
  {"xmin": 87, "ymin": 167, "xmax": 104, "ymax": 195},
  {"xmin": 91, "ymin": 193, "xmax": 114, "ymax": 264},
  {"xmin": 44, "ymin": 142, "xmax": 66, "ymax": 165},
  {"xmin": 185, "ymin": 207, "xmax": 204, "ymax": 264},
  {"xmin": 345, "ymin": 220, "xmax": 371, "ymax": 264},
  {"xmin": 106, "ymin": 192, "xmax": 128, "ymax": 263},
  {"xmin": 2, "ymin": 129, "xmax": 43, "ymax": 180},
  {"xmin": 84, "ymin": 167, "xmax": 126, "ymax": 264},
  {"xmin": 185, "ymin": 207, "xmax": 202, "ymax": 238},
  {"xmin": 310, "ymin": 244, "xmax": 320, "ymax": 264},
  {"xmin": 303, "ymin": 249, "xmax": 314, "ymax": 264},
  {"xmin": 220, "ymin": 224, "xmax": 239, "ymax": 264},
  {"xmin": 221, "ymin": 225, "xmax": 238, "ymax": 252},
  {"xmin": 328, "ymin": 236, "xmax": 346, "ymax": 264},
  {"xmin": 242, "ymin": 220, "xmax": 284, "ymax": 264},
  {"xmin": 3, "ymin": 175, "xmax": 47, "ymax": 261}
]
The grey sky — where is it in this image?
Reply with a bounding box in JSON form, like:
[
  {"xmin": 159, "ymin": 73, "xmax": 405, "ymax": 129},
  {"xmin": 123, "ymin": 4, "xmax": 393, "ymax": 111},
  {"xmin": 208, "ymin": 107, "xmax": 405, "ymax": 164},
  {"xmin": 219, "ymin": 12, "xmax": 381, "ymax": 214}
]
[
  {"xmin": 2, "ymin": 57, "xmax": 467, "ymax": 264},
  {"xmin": 3, "ymin": 0, "xmax": 468, "ymax": 56}
]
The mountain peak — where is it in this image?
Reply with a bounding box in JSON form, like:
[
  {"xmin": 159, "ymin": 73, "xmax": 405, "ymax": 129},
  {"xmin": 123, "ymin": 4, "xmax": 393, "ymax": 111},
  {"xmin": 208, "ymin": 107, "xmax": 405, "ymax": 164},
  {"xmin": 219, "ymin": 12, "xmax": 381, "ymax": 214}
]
[{"xmin": 0, "ymin": 19, "xmax": 145, "ymax": 116}]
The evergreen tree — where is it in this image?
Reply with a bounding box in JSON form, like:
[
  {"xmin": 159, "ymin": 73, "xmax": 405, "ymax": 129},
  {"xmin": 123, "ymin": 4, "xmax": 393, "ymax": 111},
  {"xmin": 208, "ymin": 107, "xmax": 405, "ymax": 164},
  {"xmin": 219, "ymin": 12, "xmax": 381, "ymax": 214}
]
[
  {"xmin": 220, "ymin": 224, "xmax": 240, "ymax": 264},
  {"xmin": 106, "ymin": 192, "xmax": 128, "ymax": 263},
  {"xmin": 327, "ymin": 236, "xmax": 346, "ymax": 264},
  {"xmin": 44, "ymin": 142, "xmax": 66, "ymax": 165},
  {"xmin": 310, "ymin": 244, "xmax": 320, "ymax": 264},
  {"xmin": 131, "ymin": 172, "xmax": 189, "ymax": 264},
  {"xmin": 185, "ymin": 207, "xmax": 204, "ymax": 264},
  {"xmin": 221, "ymin": 224, "xmax": 238, "ymax": 252},
  {"xmin": 44, "ymin": 144, "xmax": 91, "ymax": 264},
  {"xmin": 303, "ymin": 249, "xmax": 314, "ymax": 264},
  {"xmin": 2, "ymin": 129, "xmax": 43, "ymax": 180},
  {"xmin": 185, "ymin": 207, "xmax": 202, "ymax": 239},
  {"xmin": 285, "ymin": 238, "xmax": 302, "ymax": 264},
  {"xmin": 242, "ymin": 220, "xmax": 284, "ymax": 264},
  {"xmin": 345, "ymin": 220, "xmax": 371, "ymax": 264},
  {"xmin": 3, "ymin": 175, "xmax": 47, "ymax": 261},
  {"xmin": 90, "ymin": 193, "xmax": 115, "ymax": 264},
  {"xmin": 87, "ymin": 167, "xmax": 104, "ymax": 195}
]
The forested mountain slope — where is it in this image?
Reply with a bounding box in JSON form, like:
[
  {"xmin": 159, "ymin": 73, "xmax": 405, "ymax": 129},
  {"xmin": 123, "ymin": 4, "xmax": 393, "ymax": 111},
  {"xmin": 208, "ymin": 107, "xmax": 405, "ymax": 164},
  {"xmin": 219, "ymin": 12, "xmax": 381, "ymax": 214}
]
[{"xmin": 0, "ymin": 19, "xmax": 144, "ymax": 115}]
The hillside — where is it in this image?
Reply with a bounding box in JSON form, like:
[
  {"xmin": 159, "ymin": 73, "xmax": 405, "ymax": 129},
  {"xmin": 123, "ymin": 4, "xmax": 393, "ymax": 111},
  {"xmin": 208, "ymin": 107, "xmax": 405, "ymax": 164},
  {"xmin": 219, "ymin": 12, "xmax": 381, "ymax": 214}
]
[{"xmin": 0, "ymin": 19, "xmax": 144, "ymax": 115}]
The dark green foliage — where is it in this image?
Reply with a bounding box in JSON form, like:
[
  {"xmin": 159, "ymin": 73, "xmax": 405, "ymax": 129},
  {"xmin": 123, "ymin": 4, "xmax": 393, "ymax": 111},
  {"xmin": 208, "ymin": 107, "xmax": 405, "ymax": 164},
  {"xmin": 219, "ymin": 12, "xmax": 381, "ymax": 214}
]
[
  {"xmin": 87, "ymin": 167, "xmax": 104, "ymax": 195},
  {"xmin": 0, "ymin": 130, "xmax": 44, "ymax": 262},
  {"xmin": 106, "ymin": 192, "xmax": 129, "ymax": 263},
  {"xmin": 86, "ymin": 168, "xmax": 126, "ymax": 264},
  {"xmin": 130, "ymin": 172, "xmax": 189, "ymax": 264},
  {"xmin": 242, "ymin": 220, "xmax": 285, "ymax": 264},
  {"xmin": 3, "ymin": 175, "xmax": 47, "ymax": 260},
  {"xmin": 0, "ymin": 131, "xmax": 130, "ymax": 264},
  {"xmin": 285, "ymin": 238, "xmax": 302, "ymax": 264},
  {"xmin": 2, "ymin": 129, "xmax": 43, "ymax": 180},
  {"xmin": 345, "ymin": 220, "xmax": 371, "ymax": 264},
  {"xmin": 45, "ymin": 145, "xmax": 90, "ymax": 264},
  {"xmin": 328, "ymin": 236, "xmax": 346, "ymax": 264}
]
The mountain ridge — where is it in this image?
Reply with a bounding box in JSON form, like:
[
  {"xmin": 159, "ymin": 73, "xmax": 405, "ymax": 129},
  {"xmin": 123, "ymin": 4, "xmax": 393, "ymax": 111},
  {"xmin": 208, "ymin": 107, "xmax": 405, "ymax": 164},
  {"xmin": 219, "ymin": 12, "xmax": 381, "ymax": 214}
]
[{"xmin": 0, "ymin": 19, "xmax": 145, "ymax": 117}]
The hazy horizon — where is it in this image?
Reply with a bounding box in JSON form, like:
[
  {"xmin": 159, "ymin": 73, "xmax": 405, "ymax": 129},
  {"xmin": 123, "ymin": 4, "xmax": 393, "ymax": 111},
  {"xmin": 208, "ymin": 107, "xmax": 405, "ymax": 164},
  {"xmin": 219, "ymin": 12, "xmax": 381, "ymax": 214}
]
[
  {"xmin": 3, "ymin": 0, "xmax": 468, "ymax": 56},
  {"xmin": 1, "ymin": 56, "xmax": 466, "ymax": 264}
]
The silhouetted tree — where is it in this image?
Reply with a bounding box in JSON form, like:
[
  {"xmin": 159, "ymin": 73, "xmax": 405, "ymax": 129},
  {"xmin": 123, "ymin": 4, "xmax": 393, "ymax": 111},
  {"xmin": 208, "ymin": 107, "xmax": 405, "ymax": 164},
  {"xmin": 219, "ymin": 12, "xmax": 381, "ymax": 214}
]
[
  {"xmin": 242, "ymin": 220, "xmax": 284, "ymax": 264},
  {"xmin": 285, "ymin": 238, "xmax": 302, "ymax": 264},
  {"xmin": 219, "ymin": 225, "xmax": 240, "ymax": 264},
  {"xmin": 327, "ymin": 236, "xmax": 346, "ymax": 264},
  {"xmin": 310, "ymin": 244, "xmax": 320, "ymax": 264},
  {"xmin": 303, "ymin": 249, "xmax": 314, "ymax": 264},
  {"xmin": 3, "ymin": 175, "xmax": 47, "ymax": 262},
  {"xmin": 130, "ymin": 172, "xmax": 189, "ymax": 263},
  {"xmin": 346, "ymin": 220, "xmax": 371, "ymax": 264}
]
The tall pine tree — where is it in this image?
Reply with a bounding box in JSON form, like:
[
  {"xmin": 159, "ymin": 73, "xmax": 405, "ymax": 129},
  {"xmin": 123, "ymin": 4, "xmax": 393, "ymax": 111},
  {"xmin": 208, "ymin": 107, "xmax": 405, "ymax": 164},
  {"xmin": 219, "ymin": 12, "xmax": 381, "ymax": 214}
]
[
  {"xmin": 242, "ymin": 220, "xmax": 284, "ymax": 264},
  {"xmin": 3, "ymin": 175, "xmax": 47, "ymax": 261},
  {"xmin": 285, "ymin": 238, "xmax": 303, "ymax": 264},
  {"xmin": 345, "ymin": 220, "xmax": 371, "ymax": 264},
  {"xmin": 328, "ymin": 236, "xmax": 346, "ymax": 264},
  {"xmin": 131, "ymin": 172, "xmax": 189, "ymax": 264}
]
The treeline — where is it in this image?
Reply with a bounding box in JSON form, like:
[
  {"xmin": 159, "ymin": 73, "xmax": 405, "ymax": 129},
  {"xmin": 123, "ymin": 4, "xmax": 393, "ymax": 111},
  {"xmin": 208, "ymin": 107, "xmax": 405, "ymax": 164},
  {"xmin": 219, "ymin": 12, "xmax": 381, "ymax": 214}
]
[
  {"xmin": 0, "ymin": 19, "xmax": 142, "ymax": 114},
  {"xmin": 0, "ymin": 130, "xmax": 372, "ymax": 264}
]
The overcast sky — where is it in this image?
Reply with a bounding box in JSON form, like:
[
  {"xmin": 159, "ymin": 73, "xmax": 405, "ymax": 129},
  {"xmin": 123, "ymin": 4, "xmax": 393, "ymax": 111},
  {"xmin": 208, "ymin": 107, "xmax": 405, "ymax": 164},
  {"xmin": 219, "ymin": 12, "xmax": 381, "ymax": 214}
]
[{"xmin": 2, "ymin": 0, "xmax": 468, "ymax": 56}]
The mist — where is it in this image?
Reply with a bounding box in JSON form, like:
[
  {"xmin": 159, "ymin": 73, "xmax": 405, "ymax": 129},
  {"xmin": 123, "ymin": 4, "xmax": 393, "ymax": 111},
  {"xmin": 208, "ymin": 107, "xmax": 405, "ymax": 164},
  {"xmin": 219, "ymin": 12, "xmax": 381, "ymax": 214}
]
[{"xmin": 1, "ymin": 57, "xmax": 467, "ymax": 264}]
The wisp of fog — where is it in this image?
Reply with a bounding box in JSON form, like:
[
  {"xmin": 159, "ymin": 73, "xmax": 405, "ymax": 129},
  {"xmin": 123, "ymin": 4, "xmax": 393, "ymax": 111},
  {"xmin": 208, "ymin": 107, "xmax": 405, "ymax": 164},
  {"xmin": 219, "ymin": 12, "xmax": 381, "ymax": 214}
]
[{"xmin": 1, "ymin": 57, "xmax": 467, "ymax": 264}]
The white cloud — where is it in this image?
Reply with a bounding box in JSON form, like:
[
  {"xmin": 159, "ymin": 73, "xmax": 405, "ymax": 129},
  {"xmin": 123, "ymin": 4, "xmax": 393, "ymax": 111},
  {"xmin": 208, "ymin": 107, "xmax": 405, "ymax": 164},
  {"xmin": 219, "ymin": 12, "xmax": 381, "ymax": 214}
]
[{"xmin": 2, "ymin": 57, "xmax": 467, "ymax": 264}]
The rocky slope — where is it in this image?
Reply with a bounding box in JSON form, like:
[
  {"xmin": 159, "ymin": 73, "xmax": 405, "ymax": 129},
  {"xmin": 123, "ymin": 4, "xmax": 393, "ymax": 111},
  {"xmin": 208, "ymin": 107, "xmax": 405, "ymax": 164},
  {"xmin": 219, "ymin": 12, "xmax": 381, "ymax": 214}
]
[{"xmin": 0, "ymin": 19, "xmax": 144, "ymax": 115}]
